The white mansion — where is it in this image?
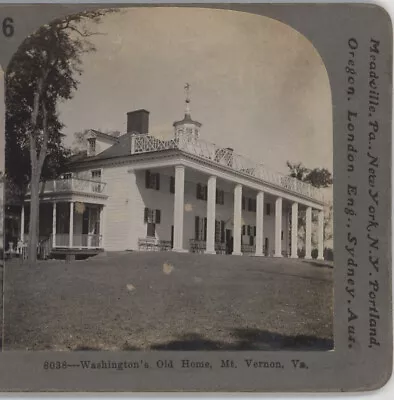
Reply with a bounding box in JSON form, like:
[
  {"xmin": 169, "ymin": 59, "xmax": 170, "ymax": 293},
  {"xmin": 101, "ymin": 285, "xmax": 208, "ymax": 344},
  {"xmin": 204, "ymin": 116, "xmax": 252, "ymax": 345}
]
[{"xmin": 21, "ymin": 93, "xmax": 326, "ymax": 259}]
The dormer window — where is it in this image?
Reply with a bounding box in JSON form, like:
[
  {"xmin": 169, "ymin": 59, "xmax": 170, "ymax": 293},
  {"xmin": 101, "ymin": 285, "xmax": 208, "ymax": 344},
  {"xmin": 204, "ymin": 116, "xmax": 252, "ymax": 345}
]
[{"xmin": 87, "ymin": 138, "xmax": 96, "ymax": 156}]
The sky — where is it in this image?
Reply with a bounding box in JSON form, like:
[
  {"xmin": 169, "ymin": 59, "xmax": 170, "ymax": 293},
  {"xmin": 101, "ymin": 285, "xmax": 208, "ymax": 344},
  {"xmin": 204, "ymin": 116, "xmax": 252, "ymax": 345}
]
[{"xmin": 54, "ymin": 7, "xmax": 332, "ymax": 176}]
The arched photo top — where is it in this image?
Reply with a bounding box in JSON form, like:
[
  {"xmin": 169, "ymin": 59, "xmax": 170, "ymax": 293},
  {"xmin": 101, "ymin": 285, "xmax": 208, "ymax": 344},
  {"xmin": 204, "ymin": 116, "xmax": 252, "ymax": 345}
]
[{"xmin": 5, "ymin": 6, "xmax": 332, "ymax": 177}]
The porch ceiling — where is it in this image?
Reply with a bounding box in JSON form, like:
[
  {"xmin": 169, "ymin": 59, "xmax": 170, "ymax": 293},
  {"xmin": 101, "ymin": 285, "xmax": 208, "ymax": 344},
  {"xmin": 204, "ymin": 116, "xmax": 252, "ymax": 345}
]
[{"xmin": 25, "ymin": 193, "xmax": 107, "ymax": 205}]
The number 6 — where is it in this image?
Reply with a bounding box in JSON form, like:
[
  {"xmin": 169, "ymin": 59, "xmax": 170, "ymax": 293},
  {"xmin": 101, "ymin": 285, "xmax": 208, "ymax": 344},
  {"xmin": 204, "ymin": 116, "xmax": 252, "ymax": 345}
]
[{"xmin": 2, "ymin": 17, "xmax": 14, "ymax": 37}]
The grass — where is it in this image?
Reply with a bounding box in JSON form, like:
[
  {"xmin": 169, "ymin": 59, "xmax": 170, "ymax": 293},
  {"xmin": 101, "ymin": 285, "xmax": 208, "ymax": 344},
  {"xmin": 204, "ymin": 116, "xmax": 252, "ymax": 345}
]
[{"xmin": 3, "ymin": 251, "xmax": 333, "ymax": 351}]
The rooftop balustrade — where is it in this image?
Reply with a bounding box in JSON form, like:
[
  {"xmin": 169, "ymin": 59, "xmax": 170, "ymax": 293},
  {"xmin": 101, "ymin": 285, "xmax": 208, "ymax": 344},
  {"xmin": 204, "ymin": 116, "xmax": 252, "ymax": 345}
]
[{"xmin": 131, "ymin": 133, "xmax": 324, "ymax": 203}]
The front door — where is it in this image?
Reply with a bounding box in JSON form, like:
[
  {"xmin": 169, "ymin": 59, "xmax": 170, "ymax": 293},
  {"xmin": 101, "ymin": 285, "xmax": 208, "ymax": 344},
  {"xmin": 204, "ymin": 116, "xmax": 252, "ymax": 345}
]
[{"xmin": 225, "ymin": 229, "xmax": 232, "ymax": 254}]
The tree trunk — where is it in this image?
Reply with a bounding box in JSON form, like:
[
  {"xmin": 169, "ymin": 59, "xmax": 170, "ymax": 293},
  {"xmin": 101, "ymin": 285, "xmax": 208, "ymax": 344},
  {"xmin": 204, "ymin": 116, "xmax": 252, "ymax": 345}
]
[
  {"xmin": 28, "ymin": 172, "xmax": 40, "ymax": 263},
  {"xmin": 27, "ymin": 77, "xmax": 49, "ymax": 264}
]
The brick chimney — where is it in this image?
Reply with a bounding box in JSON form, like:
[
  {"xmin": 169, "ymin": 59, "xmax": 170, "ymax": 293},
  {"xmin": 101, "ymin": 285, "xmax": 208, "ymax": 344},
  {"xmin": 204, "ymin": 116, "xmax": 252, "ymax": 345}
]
[{"xmin": 127, "ymin": 109, "xmax": 149, "ymax": 134}]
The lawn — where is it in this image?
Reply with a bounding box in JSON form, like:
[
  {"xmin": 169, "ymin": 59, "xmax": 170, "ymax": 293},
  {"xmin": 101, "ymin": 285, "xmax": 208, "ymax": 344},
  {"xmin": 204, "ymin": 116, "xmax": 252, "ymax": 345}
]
[{"xmin": 3, "ymin": 252, "xmax": 333, "ymax": 351}]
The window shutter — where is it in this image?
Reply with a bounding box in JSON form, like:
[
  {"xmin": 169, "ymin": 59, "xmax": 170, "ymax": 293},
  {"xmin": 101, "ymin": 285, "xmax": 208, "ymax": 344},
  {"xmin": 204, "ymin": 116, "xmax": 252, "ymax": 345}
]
[
  {"xmin": 204, "ymin": 185, "xmax": 208, "ymax": 201},
  {"xmin": 242, "ymin": 225, "xmax": 245, "ymax": 235},
  {"xmin": 254, "ymin": 226, "xmax": 256, "ymax": 236},
  {"xmin": 266, "ymin": 203, "xmax": 271, "ymax": 215},
  {"xmin": 195, "ymin": 216, "xmax": 200, "ymax": 240},
  {"xmin": 204, "ymin": 217, "xmax": 207, "ymax": 241},
  {"xmin": 221, "ymin": 190, "xmax": 225, "ymax": 205},
  {"xmin": 156, "ymin": 209, "xmax": 161, "ymax": 224},
  {"xmin": 248, "ymin": 198, "xmax": 252, "ymax": 211},
  {"xmin": 247, "ymin": 225, "xmax": 250, "ymax": 235},
  {"xmin": 196, "ymin": 183, "xmax": 201, "ymax": 199},
  {"xmin": 215, "ymin": 220, "xmax": 219, "ymax": 240},
  {"xmin": 144, "ymin": 207, "xmax": 149, "ymax": 223},
  {"xmin": 249, "ymin": 235, "xmax": 254, "ymax": 246},
  {"xmin": 156, "ymin": 173, "xmax": 160, "ymax": 190},
  {"xmin": 145, "ymin": 170, "xmax": 150, "ymax": 188},
  {"xmin": 221, "ymin": 221, "xmax": 225, "ymax": 243},
  {"xmin": 242, "ymin": 196, "xmax": 245, "ymax": 210}
]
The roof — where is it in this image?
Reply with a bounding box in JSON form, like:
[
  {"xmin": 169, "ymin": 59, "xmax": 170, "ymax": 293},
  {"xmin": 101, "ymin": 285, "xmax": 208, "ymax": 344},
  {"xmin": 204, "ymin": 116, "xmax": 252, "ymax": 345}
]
[
  {"xmin": 89, "ymin": 129, "xmax": 120, "ymax": 143},
  {"xmin": 173, "ymin": 113, "xmax": 202, "ymax": 128},
  {"xmin": 69, "ymin": 132, "xmax": 133, "ymax": 165},
  {"xmin": 68, "ymin": 150, "xmax": 87, "ymax": 162}
]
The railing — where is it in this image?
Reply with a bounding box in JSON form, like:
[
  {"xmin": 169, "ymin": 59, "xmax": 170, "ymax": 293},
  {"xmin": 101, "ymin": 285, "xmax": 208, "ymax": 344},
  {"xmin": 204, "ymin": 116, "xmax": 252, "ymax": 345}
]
[
  {"xmin": 27, "ymin": 178, "xmax": 107, "ymax": 196},
  {"xmin": 241, "ymin": 244, "xmax": 256, "ymax": 255},
  {"xmin": 131, "ymin": 133, "xmax": 324, "ymax": 203},
  {"xmin": 189, "ymin": 239, "xmax": 227, "ymax": 254},
  {"xmin": 54, "ymin": 233, "xmax": 103, "ymax": 249},
  {"xmin": 138, "ymin": 238, "xmax": 172, "ymax": 251}
]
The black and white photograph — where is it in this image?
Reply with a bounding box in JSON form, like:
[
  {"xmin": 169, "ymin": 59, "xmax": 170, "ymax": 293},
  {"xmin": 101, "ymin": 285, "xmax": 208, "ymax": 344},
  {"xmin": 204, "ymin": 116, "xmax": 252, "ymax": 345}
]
[
  {"xmin": 1, "ymin": 6, "xmax": 336, "ymax": 352},
  {"xmin": 0, "ymin": 0, "xmax": 392, "ymax": 393}
]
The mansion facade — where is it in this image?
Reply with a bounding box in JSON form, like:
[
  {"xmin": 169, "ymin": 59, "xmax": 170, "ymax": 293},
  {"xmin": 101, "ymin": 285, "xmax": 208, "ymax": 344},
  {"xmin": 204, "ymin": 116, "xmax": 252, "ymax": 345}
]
[{"xmin": 20, "ymin": 99, "xmax": 326, "ymax": 259}]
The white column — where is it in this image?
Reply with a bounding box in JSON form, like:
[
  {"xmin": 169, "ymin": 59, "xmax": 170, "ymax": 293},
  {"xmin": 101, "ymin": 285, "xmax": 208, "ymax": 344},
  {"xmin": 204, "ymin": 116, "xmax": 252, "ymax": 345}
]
[
  {"xmin": 205, "ymin": 176, "xmax": 217, "ymax": 254},
  {"xmin": 291, "ymin": 202, "xmax": 298, "ymax": 258},
  {"xmin": 69, "ymin": 202, "xmax": 74, "ymax": 248},
  {"xmin": 255, "ymin": 191, "xmax": 264, "ymax": 256},
  {"xmin": 305, "ymin": 206, "xmax": 312, "ymax": 259},
  {"xmin": 20, "ymin": 204, "xmax": 25, "ymax": 242},
  {"xmin": 317, "ymin": 209, "xmax": 324, "ymax": 260},
  {"xmin": 100, "ymin": 206, "xmax": 105, "ymax": 249},
  {"xmin": 173, "ymin": 165, "xmax": 187, "ymax": 252},
  {"xmin": 52, "ymin": 202, "xmax": 57, "ymax": 248},
  {"xmin": 232, "ymin": 184, "xmax": 243, "ymax": 255},
  {"xmin": 274, "ymin": 197, "xmax": 283, "ymax": 257}
]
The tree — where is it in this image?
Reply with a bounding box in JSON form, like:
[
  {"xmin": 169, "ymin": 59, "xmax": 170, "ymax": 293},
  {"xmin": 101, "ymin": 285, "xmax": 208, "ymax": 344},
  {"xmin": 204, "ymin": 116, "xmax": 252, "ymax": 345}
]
[
  {"xmin": 287, "ymin": 161, "xmax": 333, "ymax": 252},
  {"xmin": 6, "ymin": 9, "xmax": 117, "ymax": 263},
  {"xmin": 286, "ymin": 161, "xmax": 310, "ymax": 181},
  {"xmin": 304, "ymin": 167, "xmax": 333, "ymax": 188},
  {"xmin": 286, "ymin": 161, "xmax": 333, "ymax": 188}
]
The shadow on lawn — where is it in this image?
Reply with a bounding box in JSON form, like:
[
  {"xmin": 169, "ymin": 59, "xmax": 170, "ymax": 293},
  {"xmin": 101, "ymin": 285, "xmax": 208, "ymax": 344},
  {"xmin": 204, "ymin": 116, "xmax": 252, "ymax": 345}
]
[
  {"xmin": 71, "ymin": 329, "xmax": 333, "ymax": 352},
  {"xmin": 128, "ymin": 328, "xmax": 333, "ymax": 351},
  {"xmin": 303, "ymin": 260, "xmax": 333, "ymax": 269},
  {"xmin": 70, "ymin": 328, "xmax": 332, "ymax": 352}
]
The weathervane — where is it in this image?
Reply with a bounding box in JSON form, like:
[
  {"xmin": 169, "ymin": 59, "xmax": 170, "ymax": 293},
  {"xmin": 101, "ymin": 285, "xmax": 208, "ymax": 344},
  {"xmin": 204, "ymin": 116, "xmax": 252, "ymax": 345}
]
[{"xmin": 184, "ymin": 82, "xmax": 191, "ymax": 115}]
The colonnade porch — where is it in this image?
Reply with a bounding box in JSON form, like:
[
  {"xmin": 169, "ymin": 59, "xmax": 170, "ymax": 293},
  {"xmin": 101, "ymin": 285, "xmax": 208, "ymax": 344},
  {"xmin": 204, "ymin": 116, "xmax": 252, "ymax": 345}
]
[
  {"xmin": 20, "ymin": 201, "xmax": 105, "ymax": 250},
  {"xmin": 168, "ymin": 165, "xmax": 325, "ymax": 259}
]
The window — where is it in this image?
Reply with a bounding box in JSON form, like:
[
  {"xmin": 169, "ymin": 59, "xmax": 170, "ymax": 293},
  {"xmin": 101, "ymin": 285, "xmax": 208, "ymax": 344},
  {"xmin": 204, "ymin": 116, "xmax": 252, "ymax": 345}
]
[
  {"xmin": 242, "ymin": 225, "xmax": 246, "ymax": 235},
  {"xmin": 215, "ymin": 220, "xmax": 220, "ymax": 243},
  {"xmin": 196, "ymin": 183, "xmax": 207, "ymax": 201},
  {"xmin": 249, "ymin": 236, "xmax": 254, "ymax": 246},
  {"xmin": 91, "ymin": 170, "xmax": 102, "ymax": 193},
  {"xmin": 281, "ymin": 230, "xmax": 284, "ymax": 240},
  {"xmin": 170, "ymin": 176, "xmax": 175, "ymax": 194},
  {"xmin": 62, "ymin": 172, "xmax": 72, "ymax": 179},
  {"xmin": 145, "ymin": 170, "xmax": 160, "ymax": 190},
  {"xmin": 91, "ymin": 169, "xmax": 101, "ymax": 180},
  {"xmin": 266, "ymin": 203, "xmax": 271, "ymax": 216},
  {"xmin": 87, "ymin": 138, "xmax": 96, "ymax": 156},
  {"xmin": 242, "ymin": 196, "xmax": 246, "ymax": 210},
  {"xmin": 195, "ymin": 216, "xmax": 207, "ymax": 241},
  {"xmin": 144, "ymin": 208, "xmax": 161, "ymax": 224},
  {"xmin": 216, "ymin": 189, "xmax": 224, "ymax": 205},
  {"xmin": 214, "ymin": 220, "xmax": 226, "ymax": 243}
]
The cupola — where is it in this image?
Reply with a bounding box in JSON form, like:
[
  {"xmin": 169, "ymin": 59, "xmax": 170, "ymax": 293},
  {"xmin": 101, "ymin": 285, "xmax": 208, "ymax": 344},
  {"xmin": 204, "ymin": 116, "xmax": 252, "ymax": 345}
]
[{"xmin": 173, "ymin": 83, "xmax": 202, "ymax": 139}]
